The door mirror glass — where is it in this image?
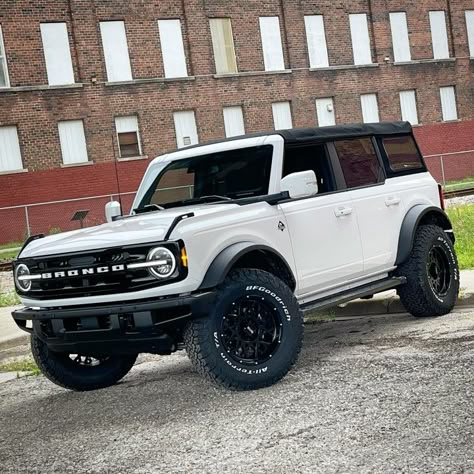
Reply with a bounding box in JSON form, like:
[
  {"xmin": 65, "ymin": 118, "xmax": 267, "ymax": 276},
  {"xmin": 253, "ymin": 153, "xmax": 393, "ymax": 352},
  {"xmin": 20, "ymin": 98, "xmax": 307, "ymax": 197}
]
[
  {"xmin": 280, "ymin": 170, "xmax": 319, "ymax": 199},
  {"xmin": 105, "ymin": 201, "xmax": 122, "ymax": 223}
]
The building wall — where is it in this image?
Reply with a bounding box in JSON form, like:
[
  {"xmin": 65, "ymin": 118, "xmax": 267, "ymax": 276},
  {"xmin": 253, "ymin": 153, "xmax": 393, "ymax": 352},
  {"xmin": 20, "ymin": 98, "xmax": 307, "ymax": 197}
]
[{"xmin": 0, "ymin": 0, "xmax": 473, "ymax": 218}]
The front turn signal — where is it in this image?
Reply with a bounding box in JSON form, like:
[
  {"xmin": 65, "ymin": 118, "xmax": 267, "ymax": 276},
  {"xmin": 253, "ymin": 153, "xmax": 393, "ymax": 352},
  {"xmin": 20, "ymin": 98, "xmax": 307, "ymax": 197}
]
[{"xmin": 181, "ymin": 247, "xmax": 188, "ymax": 268}]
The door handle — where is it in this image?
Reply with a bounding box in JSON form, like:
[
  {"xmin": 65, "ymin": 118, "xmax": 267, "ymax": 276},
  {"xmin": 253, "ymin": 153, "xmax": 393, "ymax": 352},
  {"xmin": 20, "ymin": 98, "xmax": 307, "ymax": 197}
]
[
  {"xmin": 385, "ymin": 196, "xmax": 401, "ymax": 207},
  {"xmin": 334, "ymin": 207, "xmax": 353, "ymax": 217}
]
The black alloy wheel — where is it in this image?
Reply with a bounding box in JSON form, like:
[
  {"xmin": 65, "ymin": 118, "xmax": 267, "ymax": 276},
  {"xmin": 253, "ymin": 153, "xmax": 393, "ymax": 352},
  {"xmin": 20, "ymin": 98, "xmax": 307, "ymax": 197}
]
[{"xmin": 426, "ymin": 246, "xmax": 451, "ymax": 297}]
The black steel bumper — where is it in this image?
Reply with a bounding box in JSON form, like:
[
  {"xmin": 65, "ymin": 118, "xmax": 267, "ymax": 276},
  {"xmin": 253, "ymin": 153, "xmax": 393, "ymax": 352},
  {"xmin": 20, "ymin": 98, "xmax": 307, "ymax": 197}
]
[{"xmin": 12, "ymin": 292, "xmax": 215, "ymax": 355}]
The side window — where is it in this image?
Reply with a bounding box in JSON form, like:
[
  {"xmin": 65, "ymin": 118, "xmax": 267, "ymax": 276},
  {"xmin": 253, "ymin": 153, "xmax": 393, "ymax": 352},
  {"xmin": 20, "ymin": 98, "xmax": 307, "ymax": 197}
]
[
  {"xmin": 334, "ymin": 138, "xmax": 383, "ymax": 188},
  {"xmin": 382, "ymin": 135, "xmax": 424, "ymax": 172},
  {"xmin": 283, "ymin": 143, "xmax": 335, "ymax": 194}
]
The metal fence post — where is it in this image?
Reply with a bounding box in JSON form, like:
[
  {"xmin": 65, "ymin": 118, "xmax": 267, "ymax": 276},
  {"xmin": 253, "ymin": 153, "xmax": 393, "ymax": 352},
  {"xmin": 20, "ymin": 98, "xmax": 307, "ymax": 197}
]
[
  {"xmin": 24, "ymin": 205, "xmax": 31, "ymax": 238},
  {"xmin": 440, "ymin": 155, "xmax": 446, "ymax": 188}
]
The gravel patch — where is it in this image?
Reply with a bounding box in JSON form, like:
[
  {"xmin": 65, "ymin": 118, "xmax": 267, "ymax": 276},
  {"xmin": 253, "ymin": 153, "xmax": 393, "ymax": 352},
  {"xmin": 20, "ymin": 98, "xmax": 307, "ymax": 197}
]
[
  {"xmin": 446, "ymin": 195, "xmax": 474, "ymax": 207},
  {"xmin": 0, "ymin": 272, "xmax": 14, "ymax": 293}
]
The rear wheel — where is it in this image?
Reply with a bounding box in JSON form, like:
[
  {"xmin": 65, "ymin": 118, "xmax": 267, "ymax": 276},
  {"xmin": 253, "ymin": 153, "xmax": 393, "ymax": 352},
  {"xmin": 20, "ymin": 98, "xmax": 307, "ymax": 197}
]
[
  {"xmin": 31, "ymin": 335, "xmax": 137, "ymax": 391},
  {"xmin": 184, "ymin": 269, "xmax": 304, "ymax": 390},
  {"xmin": 396, "ymin": 225, "xmax": 459, "ymax": 317}
]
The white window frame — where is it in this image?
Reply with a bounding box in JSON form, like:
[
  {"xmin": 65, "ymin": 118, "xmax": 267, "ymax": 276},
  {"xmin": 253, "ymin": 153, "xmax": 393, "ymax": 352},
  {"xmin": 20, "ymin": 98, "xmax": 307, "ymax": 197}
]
[
  {"xmin": 466, "ymin": 11, "xmax": 474, "ymax": 57},
  {"xmin": 360, "ymin": 93, "xmax": 380, "ymax": 123},
  {"xmin": 440, "ymin": 86, "xmax": 458, "ymax": 122},
  {"xmin": 58, "ymin": 120, "xmax": 89, "ymax": 166},
  {"xmin": 399, "ymin": 90, "xmax": 419, "ymax": 125},
  {"xmin": 40, "ymin": 23, "xmax": 75, "ymax": 86},
  {"xmin": 429, "ymin": 11, "xmax": 450, "ymax": 59},
  {"xmin": 0, "ymin": 126, "xmax": 23, "ymax": 172},
  {"xmin": 349, "ymin": 14, "xmax": 373, "ymax": 65},
  {"xmin": 99, "ymin": 21, "xmax": 133, "ymax": 82},
  {"xmin": 272, "ymin": 102, "xmax": 293, "ymax": 130},
  {"xmin": 115, "ymin": 115, "xmax": 143, "ymax": 158},
  {"xmin": 389, "ymin": 12, "xmax": 411, "ymax": 62},
  {"xmin": 157, "ymin": 19, "xmax": 188, "ymax": 79},
  {"xmin": 0, "ymin": 25, "xmax": 10, "ymax": 88},
  {"xmin": 315, "ymin": 98, "xmax": 336, "ymax": 127},
  {"xmin": 304, "ymin": 15, "xmax": 329, "ymax": 68},
  {"xmin": 259, "ymin": 17, "xmax": 285, "ymax": 72},
  {"xmin": 173, "ymin": 111, "xmax": 198, "ymax": 149},
  {"xmin": 223, "ymin": 106, "xmax": 245, "ymax": 138},
  {"xmin": 209, "ymin": 18, "xmax": 238, "ymax": 74}
]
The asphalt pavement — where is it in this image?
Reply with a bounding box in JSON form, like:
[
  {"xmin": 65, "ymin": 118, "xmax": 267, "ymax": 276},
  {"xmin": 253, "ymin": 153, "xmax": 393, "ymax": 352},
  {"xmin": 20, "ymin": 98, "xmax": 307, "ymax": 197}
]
[{"xmin": 0, "ymin": 308, "xmax": 473, "ymax": 473}]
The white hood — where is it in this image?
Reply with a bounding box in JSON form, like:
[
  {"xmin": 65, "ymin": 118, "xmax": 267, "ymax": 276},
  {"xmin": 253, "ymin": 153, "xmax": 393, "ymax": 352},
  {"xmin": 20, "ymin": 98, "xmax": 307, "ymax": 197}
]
[{"xmin": 20, "ymin": 203, "xmax": 238, "ymax": 258}]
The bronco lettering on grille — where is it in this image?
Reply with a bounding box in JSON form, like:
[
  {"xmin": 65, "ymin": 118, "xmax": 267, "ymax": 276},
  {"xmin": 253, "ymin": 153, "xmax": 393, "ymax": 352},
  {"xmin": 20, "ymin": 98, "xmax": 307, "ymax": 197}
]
[{"xmin": 41, "ymin": 264, "xmax": 126, "ymax": 280}]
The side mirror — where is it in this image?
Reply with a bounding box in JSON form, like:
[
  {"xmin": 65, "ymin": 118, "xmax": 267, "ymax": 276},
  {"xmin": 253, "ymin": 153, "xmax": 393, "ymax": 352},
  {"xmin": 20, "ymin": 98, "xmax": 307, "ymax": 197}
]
[
  {"xmin": 105, "ymin": 201, "xmax": 122, "ymax": 223},
  {"xmin": 280, "ymin": 170, "xmax": 319, "ymax": 199}
]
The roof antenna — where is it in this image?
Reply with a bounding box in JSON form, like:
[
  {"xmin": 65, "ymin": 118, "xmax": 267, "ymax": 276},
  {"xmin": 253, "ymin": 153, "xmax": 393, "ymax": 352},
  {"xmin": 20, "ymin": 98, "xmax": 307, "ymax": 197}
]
[{"xmin": 111, "ymin": 133, "xmax": 123, "ymax": 209}]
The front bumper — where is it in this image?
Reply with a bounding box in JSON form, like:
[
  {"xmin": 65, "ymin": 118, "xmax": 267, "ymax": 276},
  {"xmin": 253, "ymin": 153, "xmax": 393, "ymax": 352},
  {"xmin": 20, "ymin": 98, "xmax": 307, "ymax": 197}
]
[{"xmin": 12, "ymin": 291, "xmax": 215, "ymax": 355}]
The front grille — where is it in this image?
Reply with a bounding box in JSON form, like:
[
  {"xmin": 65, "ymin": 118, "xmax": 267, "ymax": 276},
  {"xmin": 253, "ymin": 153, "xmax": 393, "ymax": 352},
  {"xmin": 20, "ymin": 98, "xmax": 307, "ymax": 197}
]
[{"xmin": 16, "ymin": 241, "xmax": 185, "ymax": 300}]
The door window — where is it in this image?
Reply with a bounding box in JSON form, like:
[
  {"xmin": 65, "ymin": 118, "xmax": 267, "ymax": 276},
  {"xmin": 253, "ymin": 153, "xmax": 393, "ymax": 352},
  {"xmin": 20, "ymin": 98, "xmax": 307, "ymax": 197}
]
[{"xmin": 383, "ymin": 135, "xmax": 424, "ymax": 172}]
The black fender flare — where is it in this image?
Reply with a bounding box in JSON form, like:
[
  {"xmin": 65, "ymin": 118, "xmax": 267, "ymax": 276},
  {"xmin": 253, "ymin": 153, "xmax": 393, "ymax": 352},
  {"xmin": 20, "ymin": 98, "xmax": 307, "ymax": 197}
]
[
  {"xmin": 198, "ymin": 242, "xmax": 296, "ymax": 290},
  {"xmin": 395, "ymin": 205, "xmax": 453, "ymax": 265}
]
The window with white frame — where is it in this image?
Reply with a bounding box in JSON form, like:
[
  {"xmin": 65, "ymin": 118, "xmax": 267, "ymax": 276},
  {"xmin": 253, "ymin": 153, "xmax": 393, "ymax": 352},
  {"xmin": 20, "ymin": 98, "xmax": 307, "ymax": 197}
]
[
  {"xmin": 304, "ymin": 15, "xmax": 329, "ymax": 68},
  {"xmin": 440, "ymin": 86, "xmax": 458, "ymax": 121},
  {"xmin": 399, "ymin": 90, "xmax": 419, "ymax": 125},
  {"xmin": 315, "ymin": 98, "xmax": 335, "ymax": 126},
  {"xmin": 209, "ymin": 18, "xmax": 238, "ymax": 74},
  {"xmin": 360, "ymin": 93, "xmax": 380, "ymax": 123},
  {"xmin": 349, "ymin": 14, "xmax": 372, "ymax": 65},
  {"xmin": 259, "ymin": 17, "xmax": 285, "ymax": 71},
  {"xmin": 272, "ymin": 102, "xmax": 293, "ymax": 130},
  {"xmin": 389, "ymin": 12, "xmax": 411, "ymax": 62},
  {"xmin": 58, "ymin": 120, "xmax": 89, "ymax": 165},
  {"xmin": 173, "ymin": 111, "xmax": 198, "ymax": 148},
  {"xmin": 157, "ymin": 20, "xmax": 187, "ymax": 79},
  {"xmin": 429, "ymin": 11, "xmax": 450, "ymax": 59},
  {"xmin": 115, "ymin": 116, "xmax": 142, "ymax": 158},
  {"xmin": 40, "ymin": 23, "xmax": 75, "ymax": 85},
  {"xmin": 0, "ymin": 25, "xmax": 10, "ymax": 88},
  {"xmin": 99, "ymin": 21, "xmax": 133, "ymax": 82},
  {"xmin": 223, "ymin": 106, "xmax": 245, "ymax": 138},
  {"xmin": 466, "ymin": 11, "xmax": 474, "ymax": 57},
  {"xmin": 0, "ymin": 126, "xmax": 23, "ymax": 172}
]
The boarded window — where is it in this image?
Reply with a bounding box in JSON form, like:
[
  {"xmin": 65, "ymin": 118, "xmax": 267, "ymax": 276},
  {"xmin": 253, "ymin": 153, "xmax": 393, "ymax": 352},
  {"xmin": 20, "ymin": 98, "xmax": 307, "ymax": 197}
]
[
  {"xmin": 316, "ymin": 98, "xmax": 335, "ymax": 126},
  {"xmin": 467, "ymin": 11, "xmax": 474, "ymax": 57},
  {"xmin": 429, "ymin": 11, "xmax": 450, "ymax": 59},
  {"xmin": 259, "ymin": 17, "xmax": 285, "ymax": 71},
  {"xmin": 223, "ymin": 106, "xmax": 245, "ymax": 137},
  {"xmin": 383, "ymin": 135, "xmax": 423, "ymax": 172},
  {"xmin": 58, "ymin": 120, "xmax": 89, "ymax": 165},
  {"xmin": 390, "ymin": 12, "xmax": 411, "ymax": 62},
  {"xmin": 349, "ymin": 14, "xmax": 372, "ymax": 65},
  {"xmin": 100, "ymin": 21, "xmax": 133, "ymax": 82},
  {"xmin": 272, "ymin": 102, "xmax": 293, "ymax": 130},
  {"xmin": 173, "ymin": 111, "xmax": 198, "ymax": 148},
  {"xmin": 40, "ymin": 23, "xmax": 75, "ymax": 85},
  {"xmin": 304, "ymin": 15, "xmax": 329, "ymax": 68},
  {"xmin": 335, "ymin": 138, "xmax": 383, "ymax": 188},
  {"xmin": 399, "ymin": 90, "xmax": 419, "ymax": 125},
  {"xmin": 360, "ymin": 94, "xmax": 380, "ymax": 123},
  {"xmin": 115, "ymin": 116, "xmax": 142, "ymax": 158},
  {"xmin": 0, "ymin": 25, "xmax": 10, "ymax": 87},
  {"xmin": 209, "ymin": 19, "xmax": 238, "ymax": 74},
  {"xmin": 0, "ymin": 126, "xmax": 23, "ymax": 171},
  {"xmin": 158, "ymin": 20, "xmax": 187, "ymax": 78},
  {"xmin": 440, "ymin": 86, "xmax": 458, "ymax": 121}
]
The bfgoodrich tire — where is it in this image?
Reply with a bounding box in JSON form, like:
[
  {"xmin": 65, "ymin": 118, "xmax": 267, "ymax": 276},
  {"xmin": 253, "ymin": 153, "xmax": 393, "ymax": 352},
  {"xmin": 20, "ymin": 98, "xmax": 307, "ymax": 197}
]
[
  {"xmin": 31, "ymin": 336, "xmax": 137, "ymax": 391},
  {"xmin": 184, "ymin": 269, "xmax": 304, "ymax": 390},
  {"xmin": 396, "ymin": 225, "xmax": 459, "ymax": 317}
]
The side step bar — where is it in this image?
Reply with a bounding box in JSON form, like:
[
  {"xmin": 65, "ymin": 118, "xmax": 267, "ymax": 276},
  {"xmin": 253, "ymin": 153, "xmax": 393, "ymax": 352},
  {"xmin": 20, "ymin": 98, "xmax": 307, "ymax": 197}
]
[{"xmin": 300, "ymin": 276, "xmax": 406, "ymax": 313}]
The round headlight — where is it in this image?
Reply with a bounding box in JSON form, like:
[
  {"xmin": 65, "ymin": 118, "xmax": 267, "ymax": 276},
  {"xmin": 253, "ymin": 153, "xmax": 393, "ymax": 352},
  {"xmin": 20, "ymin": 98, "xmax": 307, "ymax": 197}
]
[
  {"xmin": 15, "ymin": 263, "xmax": 32, "ymax": 292},
  {"xmin": 147, "ymin": 247, "xmax": 176, "ymax": 279}
]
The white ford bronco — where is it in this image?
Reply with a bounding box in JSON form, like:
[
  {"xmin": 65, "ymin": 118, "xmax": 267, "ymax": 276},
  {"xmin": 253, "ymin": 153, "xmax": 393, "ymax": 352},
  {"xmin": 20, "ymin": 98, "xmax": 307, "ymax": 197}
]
[{"xmin": 12, "ymin": 122, "xmax": 459, "ymax": 391}]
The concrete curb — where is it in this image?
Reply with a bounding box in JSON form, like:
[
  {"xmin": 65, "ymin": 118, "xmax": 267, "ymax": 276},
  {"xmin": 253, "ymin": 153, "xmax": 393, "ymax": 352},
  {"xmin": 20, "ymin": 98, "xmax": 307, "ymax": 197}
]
[{"xmin": 0, "ymin": 334, "xmax": 29, "ymax": 353}]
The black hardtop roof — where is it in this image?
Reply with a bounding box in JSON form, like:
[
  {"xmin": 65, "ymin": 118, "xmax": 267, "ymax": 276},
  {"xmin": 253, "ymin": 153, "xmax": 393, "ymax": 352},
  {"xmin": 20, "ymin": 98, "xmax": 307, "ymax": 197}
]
[{"xmin": 176, "ymin": 122, "xmax": 413, "ymax": 154}]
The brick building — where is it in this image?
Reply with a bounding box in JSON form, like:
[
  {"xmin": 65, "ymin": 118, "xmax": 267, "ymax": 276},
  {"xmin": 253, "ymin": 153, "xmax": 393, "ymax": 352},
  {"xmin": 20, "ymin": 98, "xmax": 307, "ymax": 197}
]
[{"xmin": 0, "ymin": 0, "xmax": 473, "ymax": 242}]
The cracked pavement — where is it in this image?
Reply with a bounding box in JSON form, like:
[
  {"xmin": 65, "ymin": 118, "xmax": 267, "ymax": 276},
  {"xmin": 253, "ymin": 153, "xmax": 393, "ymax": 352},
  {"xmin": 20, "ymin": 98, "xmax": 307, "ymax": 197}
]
[{"xmin": 1, "ymin": 309, "xmax": 473, "ymax": 473}]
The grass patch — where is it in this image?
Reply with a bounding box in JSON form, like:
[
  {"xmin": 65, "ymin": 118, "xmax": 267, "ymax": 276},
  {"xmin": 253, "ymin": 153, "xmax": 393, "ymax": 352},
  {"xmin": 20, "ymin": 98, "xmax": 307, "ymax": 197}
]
[
  {"xmin": 0, "ymin": 249, "xmax": 19, "ymax": 261},
  {"xmin": 445, "ymin": 176, "xmax": 474, "ymax": 192},
  {"xmin": 0, "ymin": 291, "xmax": 20, "ymax": 307},
  {"xmin": 0, "ymin": 358, "xmax": 40, "ymax": 376},
  {"xmin": 447, "ymin": 204, "xmax": 474, "ymax": 270},
  {"xmin": 0, "ymin": 241, "xmax": 22, "ymax": 251}
]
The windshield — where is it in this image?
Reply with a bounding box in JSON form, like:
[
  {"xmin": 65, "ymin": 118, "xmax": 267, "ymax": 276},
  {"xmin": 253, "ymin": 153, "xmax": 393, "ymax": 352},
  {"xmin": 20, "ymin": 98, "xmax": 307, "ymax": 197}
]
[{"xmin": 138, "ymin": 145, "xmax": 273, "ymax": 209}]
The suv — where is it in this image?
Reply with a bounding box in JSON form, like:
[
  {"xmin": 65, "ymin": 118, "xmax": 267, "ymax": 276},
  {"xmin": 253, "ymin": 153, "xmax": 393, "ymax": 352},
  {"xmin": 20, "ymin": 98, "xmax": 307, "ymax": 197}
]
[{"xmin": 12, "ymin": 122, "xmax": 459, "ymax": 391}]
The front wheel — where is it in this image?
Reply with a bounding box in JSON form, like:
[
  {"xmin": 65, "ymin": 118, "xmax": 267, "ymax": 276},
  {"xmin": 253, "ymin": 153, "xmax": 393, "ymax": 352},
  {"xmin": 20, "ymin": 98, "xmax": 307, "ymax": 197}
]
[
  {"xmin": 31, "ymin": 336, "xmax": 137, "ymax": 391},
  {"xmin": 184, "ymin": 269, "xmax": 304, "ymax": 390},
  {"xmin": 396, "ymin": 225, "xmax": 459, "ymax": 317}
]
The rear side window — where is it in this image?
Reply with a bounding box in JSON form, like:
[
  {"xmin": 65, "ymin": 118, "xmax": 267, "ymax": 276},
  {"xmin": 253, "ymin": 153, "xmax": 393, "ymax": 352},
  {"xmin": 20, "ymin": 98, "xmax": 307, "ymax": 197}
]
[
  {"xmin": 383, "ymin": 135, "xmax": 424, "ymax": 172},
  {"xmin": 334, "ymin": 138, "xmax": 383, "ymax": 189}
]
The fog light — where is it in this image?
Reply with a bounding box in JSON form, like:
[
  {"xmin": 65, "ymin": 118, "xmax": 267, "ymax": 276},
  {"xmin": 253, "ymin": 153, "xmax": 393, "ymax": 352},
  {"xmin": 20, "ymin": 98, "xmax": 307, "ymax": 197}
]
[
  {"xmin": 147, "ymin": 247, "xmax": 176, "ymax": 279},
  {"xmin": 15, "ymin": 264, "xmax": 32, "ymax": 292}
]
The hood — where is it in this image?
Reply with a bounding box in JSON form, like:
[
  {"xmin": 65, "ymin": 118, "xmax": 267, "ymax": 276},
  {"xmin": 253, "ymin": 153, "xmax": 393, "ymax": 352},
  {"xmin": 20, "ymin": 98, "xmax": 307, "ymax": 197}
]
[{"xmin": 20, "ymin": 203, "xmax": 238, "ymax": 258}]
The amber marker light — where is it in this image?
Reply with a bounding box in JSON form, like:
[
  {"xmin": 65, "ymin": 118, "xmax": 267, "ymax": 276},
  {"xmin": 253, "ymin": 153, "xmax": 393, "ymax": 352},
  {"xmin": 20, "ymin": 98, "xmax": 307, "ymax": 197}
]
[{"xmin": 181, "ymin": 247, "xmax": 188, "ymax": 267}]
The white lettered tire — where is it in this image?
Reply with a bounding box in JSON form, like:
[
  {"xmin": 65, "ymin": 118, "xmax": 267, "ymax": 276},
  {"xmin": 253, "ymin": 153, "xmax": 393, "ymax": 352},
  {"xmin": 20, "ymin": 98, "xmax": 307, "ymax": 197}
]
[{"xmin": 184, "ymin": 269, "xmax": 304, "ymax": 390}]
